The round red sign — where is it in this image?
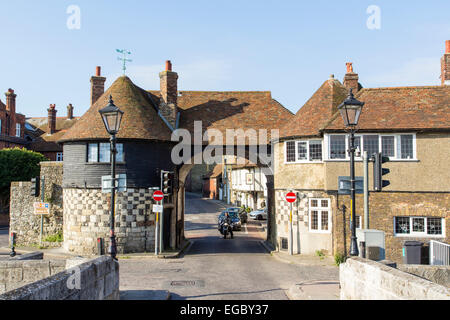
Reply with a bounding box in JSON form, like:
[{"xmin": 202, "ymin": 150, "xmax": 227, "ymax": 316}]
[
  {"xmin": 285, "ymin": 192, "xmax": 297, "ymax": 203},
  {"xmin": 153, "ymin": 190, "xmax": 164, "ymax": 201}
]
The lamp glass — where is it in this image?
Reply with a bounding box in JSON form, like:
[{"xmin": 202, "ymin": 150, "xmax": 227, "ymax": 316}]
[{"xmin": 339, "ymin": 104, "xmax": 362, "ymax": 127}]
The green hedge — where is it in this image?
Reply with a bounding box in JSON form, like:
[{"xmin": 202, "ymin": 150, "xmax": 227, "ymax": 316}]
[{"xmin": 0, "ymin": 147, "xmax": 48, "ymax": 197}]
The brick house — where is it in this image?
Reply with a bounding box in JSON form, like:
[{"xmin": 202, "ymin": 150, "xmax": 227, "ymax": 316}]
[
  {"xmin": 274, "ymin": 42, "xmax": 450, "ymax": 263},
  {"xmin": 0, "ymin": 89, "xmax": 27, "ymax": 149},
  {"xmin": 26, "ymin": 103, "xmax": 79, "ymax": 161},
  {"xmin": 202, "ymin": 164, "xmax": 223, "ymax": 200}
]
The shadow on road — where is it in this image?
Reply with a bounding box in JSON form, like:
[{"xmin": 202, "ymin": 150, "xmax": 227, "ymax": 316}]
[
  {"xmin": 169, "ymin": 288, "xmax": 287, "ymax": 300},
  {"xmin": 185, "ymin": 236, "xmax": 268, "ymax": 256}
]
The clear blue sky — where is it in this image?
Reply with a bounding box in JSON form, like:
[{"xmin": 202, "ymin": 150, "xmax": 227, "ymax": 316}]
[{"xmin": 0, "ymin": 0, "xmax": 449, "ymax": 117}]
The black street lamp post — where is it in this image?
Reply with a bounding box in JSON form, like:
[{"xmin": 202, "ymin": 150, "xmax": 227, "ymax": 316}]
[
  {"xmin": 99, "ymin": 96, "xmax": 124, "ymax": 260},
  {"xmin": 338, "ymin": 89, "xmax": 364, "ymax": 257}
]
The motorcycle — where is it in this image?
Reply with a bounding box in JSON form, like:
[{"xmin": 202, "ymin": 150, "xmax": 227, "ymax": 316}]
[{"xmin": 221, "ymin": 221, "xmax": 233, "ymax": 239}]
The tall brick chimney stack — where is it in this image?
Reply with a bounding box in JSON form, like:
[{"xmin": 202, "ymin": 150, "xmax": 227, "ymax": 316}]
[
  {"xmin": 47, "ymin": 104, "xmax": 57, "ymax": 134},
  {"xmin": 5, "ymin": 89, "xmax": 16, "ymax": 114},
  {"xmin": 441, "ymin": 40, "xmax": 450, "ymax": 85},
  {"xmin": 343, "ymin": 63, "xmax": 360, "ymax": 93},
  {"xmin": 90, "ymin": 66, "xmax": 106, "ymax": 106},
  {"xmin": 159, "ymin": 60, "xmax": 178, "ymax": 128},
  {"xmin": 67, "ymin": 103, "xmax": 74, "ymax": 119}
]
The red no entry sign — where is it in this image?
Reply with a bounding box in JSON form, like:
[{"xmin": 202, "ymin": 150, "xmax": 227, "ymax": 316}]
[
  {"xmin": 153, "ymin": 190, "xmax": 164, "ymax": 201},
  {"xmin": 285, "ymin": 192, "xmax": 297, "ymax": 203}
]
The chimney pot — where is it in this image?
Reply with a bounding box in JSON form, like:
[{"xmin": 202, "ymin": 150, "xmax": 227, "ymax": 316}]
[
  {"xmin": 47, "ymin": 104, "xmax": 57, "ymax": 134},
  {"xmin": 96, "ymin": 66, "xmax": 101, "ymax": 77},
  {"xmin": 446, "ymin": 40, "xmax": 450, "ymax": 54},
  {"xmin": 166, "ymin": 60, "xmax": 172, "ymax": 71},
  {"xmin": 346, "ymin": 62, "xmax": 354, "ymax": 73}
]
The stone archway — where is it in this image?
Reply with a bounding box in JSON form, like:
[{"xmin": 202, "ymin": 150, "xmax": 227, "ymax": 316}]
[{"xmin": 172, "ymin": 146, "xmax": 276, "ymax": 250}]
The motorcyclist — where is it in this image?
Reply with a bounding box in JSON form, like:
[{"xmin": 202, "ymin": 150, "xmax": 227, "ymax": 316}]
[{"xmin": 222, "ymin": 212, "xmax": 234, "ymax": 239}]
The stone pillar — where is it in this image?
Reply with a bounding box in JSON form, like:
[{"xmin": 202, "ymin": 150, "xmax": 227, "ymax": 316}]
[{"xmin": 90, "ymin": 66, "xmax": 106, "ymax": 106}]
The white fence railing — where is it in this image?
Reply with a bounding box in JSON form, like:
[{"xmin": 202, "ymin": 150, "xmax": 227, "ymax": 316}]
[{"xmin": 429, "ymin": 240, "xmax": 450, "ymax": 265}]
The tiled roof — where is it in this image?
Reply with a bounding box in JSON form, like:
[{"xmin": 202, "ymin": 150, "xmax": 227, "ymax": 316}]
[
  {"xmin": 208, "ymin": 164, "xmax": 223, "ymax": 178},
  {"xmin": 59, "ymin": 76, "xmax": 173, "ymax": 142},
  {"xmin": 324, "ymin": 86, "xmax": 450, "ymax": 132},
  {"xmin": 280, "ymin": 77, "xmax": 349, "ymax": 139},
  {"xmin": 149, "ymin": 90, "xmax": 294, "ymax": 143},
  {"xmin": 26, "ymin": 117, "xmax": 80, "ymax": 152}
]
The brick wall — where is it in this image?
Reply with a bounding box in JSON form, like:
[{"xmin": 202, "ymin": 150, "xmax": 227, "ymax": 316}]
[{"xmin": 334, "ymin": 192, "xmax": 450, "ymax": 263}]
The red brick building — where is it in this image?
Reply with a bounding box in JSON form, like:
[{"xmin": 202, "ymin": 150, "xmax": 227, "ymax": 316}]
[{"xmin": 0, "ymin": 89, "xmax": 27, "ymax": 149}]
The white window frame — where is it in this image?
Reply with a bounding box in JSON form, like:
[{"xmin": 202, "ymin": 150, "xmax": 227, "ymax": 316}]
[
  {"xmin": 308, "ymin": 198, "xmax": 332, "ymax": 234},
  {"xmin": 15, "ymin": 123, "xmax": 21, "ymax": 137},
  {"xmin": 324, "ymin": 133, "xmax": 417, "ymax": 161},
  {"xmin": 394, "ymin": 216, "xmax": 445, "ymax": 238},
  {"xmin": 56, "ymin": 152, "xmax": 63, "ymax": 161},
  {"xmin": 284, "ymin": 140, "xmax": 324, "ymax": 164}
]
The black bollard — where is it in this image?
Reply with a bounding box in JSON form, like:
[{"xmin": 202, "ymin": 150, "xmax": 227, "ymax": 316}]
[{"xmin": 10, "ymin": 232, "xmax": 16, "ymax": 257}]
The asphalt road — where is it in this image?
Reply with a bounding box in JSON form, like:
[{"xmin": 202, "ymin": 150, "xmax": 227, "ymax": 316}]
[
  {"xmin": 119, "ymin": 193, "xmax": 339, "ymax": 300},
  {"xmin": 0, "ymin": 227, "xmax": 9, "ymax": 248}
]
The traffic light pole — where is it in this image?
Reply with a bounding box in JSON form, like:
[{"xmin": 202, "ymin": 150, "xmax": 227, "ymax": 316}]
[{"xmin": 363, "ymin": 151, "xmax": 369, "ymax": 229}]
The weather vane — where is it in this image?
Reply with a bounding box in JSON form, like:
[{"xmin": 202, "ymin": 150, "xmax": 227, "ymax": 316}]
[{"xmin": 116, "ymin": 49, "xmax": 132, "ymax": 75}]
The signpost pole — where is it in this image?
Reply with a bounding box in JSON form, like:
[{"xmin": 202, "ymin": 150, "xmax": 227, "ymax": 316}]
[
  {"xmin": 155, "ymin": 210, "xmax": 159, "ymax": 256},
  {"xmin": 40, "ymin": 176, "xmax": 45, "ymax": 246},
  {"xmin": 289, "ymin": 201, "xmax": 293, "ymax": 256}
]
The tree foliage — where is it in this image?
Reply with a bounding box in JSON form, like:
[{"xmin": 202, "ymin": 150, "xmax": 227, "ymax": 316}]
[{"xmin": 0, "ymin": 148, "xmax": 48, "ymax": 197}]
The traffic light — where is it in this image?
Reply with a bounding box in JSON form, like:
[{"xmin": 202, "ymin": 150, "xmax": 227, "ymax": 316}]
[
  {"xmin": 162, "ymin": 171, "xmax": 172, "ymax": 195},
  {"xmin": 31, "ymin": 176, "xmax": 40, "ymax": 197},
  {"xmin": 373, "ymin": 152, "xmax": 390, "ymax": 191}
]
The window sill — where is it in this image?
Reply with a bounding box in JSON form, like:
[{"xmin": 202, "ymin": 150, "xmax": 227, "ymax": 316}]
[
  {"xmin": 308, "ymin": 230, "xmax": 332, "ymax": 234},
  {"xmin": 394, "ymin": 234, "xmax": 445, "ymax": 238},
  {"xmin": 86, "ymin": 162, "xmax": 126, "ymax": 165},
  {"xmin": 324, "ymin": 159, "xmax": 419, "ymax": 162},
  {"xmin": 284, "ymin": 161, "xmax": 324, "ymax": 165}
]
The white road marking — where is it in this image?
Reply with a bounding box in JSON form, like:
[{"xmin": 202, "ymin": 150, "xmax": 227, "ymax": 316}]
[{"xmin": 244, "ymin": 223, "xmax": 248, "ymax": 235}]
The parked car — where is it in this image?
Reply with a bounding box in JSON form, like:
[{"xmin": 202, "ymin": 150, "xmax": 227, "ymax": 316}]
[
  {"xmin": 249, "ymin": 208, "xmax": 267, "ymax": 220},
  {"xmin": 218, "ymin": 210, "xmax": 242, "ymax": 231},
  {"xmin": 226, "ymin": 207, "xmax": 247, "ymax": 224}
]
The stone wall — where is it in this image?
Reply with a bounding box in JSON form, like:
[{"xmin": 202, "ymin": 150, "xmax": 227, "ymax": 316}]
[
  {"xmin": 63, "ymin": 187, "xmax": 157, "ymax": 255},
  {"xmin": 9, "ymin": 162, "xmax": 64, "ymax": 247},
  {"xmin": 340, "ymin": 257, "xmax": 450, "ymax": 300},
  {"xmin": 398, "ymin": 265, "xmax": 450, "ymax": 288},
  {"xmin": 0, "ymin": 259, "xmax": 66, "ymax": 294},
  {"xmin": 0, "ymin": 256, "xmax": 119, "ymax": 300}
]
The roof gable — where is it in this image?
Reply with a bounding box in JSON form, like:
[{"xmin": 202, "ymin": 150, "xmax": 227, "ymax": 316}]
[{"xmin": 280, "ymin": 78, "xmax": 348, "ymax": 139}]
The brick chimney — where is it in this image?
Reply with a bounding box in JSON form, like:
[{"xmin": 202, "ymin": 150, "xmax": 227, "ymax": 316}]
[
  {"xmin": 343, "ymin": 63, "xmax": 360, "ymax": 93},
  {"xmin": 47, "ymin": 104, "xmax": 57, "ymax": 134},
  {"xmin": 67, "ymin": 103, "xmax": 74, "ymax": 119},
  {"xmin": 159, "ymin": 60, "xmax": 178, "ymax": 128},
  {"xmin": 90, "ymin": 66, "xmax": 106, "ymax": 106},
  {"xmin": 441, "ymin": 40, "xmax": 450, "ymax": 85},
  {"xmin": 5, "ymin": 88, "xmax": 16, "ymax": 114}
]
